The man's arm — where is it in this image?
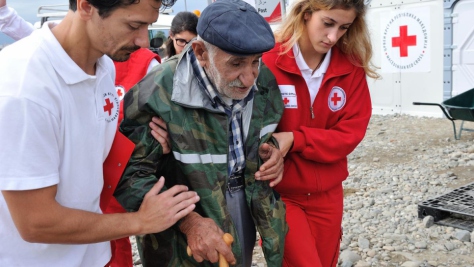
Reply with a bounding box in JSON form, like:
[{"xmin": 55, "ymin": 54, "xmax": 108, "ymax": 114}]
[
  {"xmin": 0, "ymin": 0, "xmax": 35, "ymax": 41},
  {"xmin": 114, "ymin": 65, "xmax": 178, "ymax": 211},
  {"xmin": 251, "ymin": 62, "xmax": 285, "ymax": 187},
  {"xmin": 115, "ymin": 114, "xmax": 170, "ymax": 211},
  {"xmin": 2, "ymin": 177, "xmax": 199, "ymax": 244}
]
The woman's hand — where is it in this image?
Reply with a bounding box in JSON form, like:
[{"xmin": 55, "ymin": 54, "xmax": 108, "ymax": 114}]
[{"xmin": 272, "ymin": 132, "xmax": 294, "ymax": 157}]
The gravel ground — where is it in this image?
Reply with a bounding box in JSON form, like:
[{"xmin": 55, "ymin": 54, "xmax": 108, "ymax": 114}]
[
  {"xmin": 339, "ymin": 114, "xmax": 474, "ymax": 267},
  {"xmin": 132, "ymin": 114, "xmax": 474, "ymax": 267}
]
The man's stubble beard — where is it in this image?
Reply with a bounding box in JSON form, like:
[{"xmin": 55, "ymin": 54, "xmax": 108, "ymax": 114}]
[{"xmin": 108, "ymin": 45, "xmax": 141, "ymax": 62}]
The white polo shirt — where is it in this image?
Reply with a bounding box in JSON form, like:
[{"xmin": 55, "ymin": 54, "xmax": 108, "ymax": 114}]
[
  {"xmin": 0, "ymin": 23, "xmax": 117, "ymax": 266},
  {"xmin": 293, "ymin": 44, "xmax": 332, "ymax": 105}
]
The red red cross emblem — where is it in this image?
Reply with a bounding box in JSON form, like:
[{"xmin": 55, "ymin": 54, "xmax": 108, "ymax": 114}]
[
  {"xmin": 328, "ymin": 86, "xmax": 346, "ymax": 111},
  {"xmin": 392, "ymin": 25, "xmax": 417, "ymax": 57},
  {"xmin": 331, "ymin": 93, "xmax": 341, "ymax": 106},
  {"xmin": 283, "ymin": 97, "xmax": 290, "ymax": 105},
  {"xmin": 103, "ymin": 98, "xmax": 114, "ymax": 116}
]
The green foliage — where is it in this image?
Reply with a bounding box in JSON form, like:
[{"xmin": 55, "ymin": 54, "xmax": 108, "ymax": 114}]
[{"xmin": 152, "ymin": 30, "xmax": 167, "ymax": 40}]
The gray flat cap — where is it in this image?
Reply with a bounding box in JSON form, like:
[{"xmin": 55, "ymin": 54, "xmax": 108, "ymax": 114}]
[{"xmin": 197, "ymin": 0, "xmax": 275, "ymax": 56}]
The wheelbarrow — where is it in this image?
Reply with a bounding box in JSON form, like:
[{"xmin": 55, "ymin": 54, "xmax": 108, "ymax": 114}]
[{"xmin": 413, "ymin": 88, "xmax": 474, "ymax": 140}]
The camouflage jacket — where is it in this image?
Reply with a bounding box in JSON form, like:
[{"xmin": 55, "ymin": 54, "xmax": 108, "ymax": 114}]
[{"xmin": 115, "ymin": 50, "xmax": 287, "ymax": 267}]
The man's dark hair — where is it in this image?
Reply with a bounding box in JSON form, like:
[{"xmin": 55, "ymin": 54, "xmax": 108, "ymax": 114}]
[{"xmin": 69, "ymin": 0, "xmax": 177, "ymax": 18}]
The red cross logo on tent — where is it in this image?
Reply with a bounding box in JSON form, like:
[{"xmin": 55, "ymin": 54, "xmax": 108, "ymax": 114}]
[
  {"xmin": 392, "ymin": 25, "xmax": 417, "ymax": 57},
  {"xmin": 328, "ymin": 86, "xmax": 346, "ymax": 111},
  {"xmin": 103, "ymin": 98, "xmax": 114, "ymax": 116},
  {"xmin": 283, "ymin": 97, "xmax": 290, "ymax": 105}
]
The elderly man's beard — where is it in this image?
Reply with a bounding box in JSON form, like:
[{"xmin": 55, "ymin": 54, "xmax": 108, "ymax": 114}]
[{"xmin": 205, "ymin": 57, "xmax": 252, "ymax": 100}]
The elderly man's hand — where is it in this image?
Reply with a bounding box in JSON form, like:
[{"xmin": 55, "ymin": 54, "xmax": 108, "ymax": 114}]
[
  {"xmin": 255, "ymin": 142, "xmax": 284, "ymax": 187},
  {"xmin": 179, "ymin": 212, "xmax": 236, "ymax": 265},
  {"xmin": 0, "ymin": 0, "xmax": 6, "ymax": 8},
  {"xmin": 149, "ymin": 116, "xmax": 171, "ymax": 154}
]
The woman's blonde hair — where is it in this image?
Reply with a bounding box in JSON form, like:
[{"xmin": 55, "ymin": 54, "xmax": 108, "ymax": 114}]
[{"xmin": 275, "ymin": 0, "xmax": 380, "ymax": 79}]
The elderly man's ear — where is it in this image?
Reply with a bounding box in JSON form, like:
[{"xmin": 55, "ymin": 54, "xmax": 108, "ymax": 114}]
[{"xmin": 192, "ymin": 41, "xmax": 209, "ymax": 67}]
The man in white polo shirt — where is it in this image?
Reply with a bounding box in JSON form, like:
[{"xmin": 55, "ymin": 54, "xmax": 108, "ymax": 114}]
[{"xmin": 0, "ymin": 0, "xmax": 199, "ymax": 266}]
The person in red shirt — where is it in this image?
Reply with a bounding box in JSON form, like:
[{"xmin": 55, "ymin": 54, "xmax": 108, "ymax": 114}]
[{"xmin": 262, "ymin": 0, "xmax": 380, "ymax": 266}]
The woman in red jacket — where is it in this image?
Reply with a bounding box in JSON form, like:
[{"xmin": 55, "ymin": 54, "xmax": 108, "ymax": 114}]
[{"xmin": 262, "ymin": 0, "xmax": 380, "ymax": 266}]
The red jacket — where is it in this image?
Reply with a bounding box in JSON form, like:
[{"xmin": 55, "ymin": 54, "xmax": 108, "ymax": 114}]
[
  {"xmin": 262, "ymin": 44, "xmax": 372, "ymax": 194},
  {"xmin": 114, "ymin": 48, "xmax": 161, "ymax": 123}
]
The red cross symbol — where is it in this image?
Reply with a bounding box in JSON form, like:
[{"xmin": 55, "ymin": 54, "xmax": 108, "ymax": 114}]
[
  {"xmin": 331, "ymin": 92, "xmax": 341, "ymax": 106},
  {"xmin": 103, "ymin": 98, "xmax": 114, "ymax": 116},
  {"xmin": 117, "ymin": 88, "xmax": 123, "ymax": 98},
  {"xmin": 283, "ymin": 97, "xmax": 290, "ymax": 105},
  {"xmin": 392, "ymin": 25, "xmax": 417, "ymax": 57}
]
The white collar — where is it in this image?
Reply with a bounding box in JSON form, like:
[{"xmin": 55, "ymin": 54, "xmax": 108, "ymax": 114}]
[{"xmin": 293, "ymin": 43, "xmax": 332, "ymax": 76}]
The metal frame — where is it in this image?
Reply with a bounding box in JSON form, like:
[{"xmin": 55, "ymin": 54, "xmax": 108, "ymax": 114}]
[{"xmin": 443, "ymin": 0, "xmax": 460, "ymax": 101}]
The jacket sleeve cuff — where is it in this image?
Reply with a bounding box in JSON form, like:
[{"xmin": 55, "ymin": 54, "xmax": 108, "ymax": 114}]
[{"xmin": 291, "ymin": 131, "xmax": 305, "ymax": 153}]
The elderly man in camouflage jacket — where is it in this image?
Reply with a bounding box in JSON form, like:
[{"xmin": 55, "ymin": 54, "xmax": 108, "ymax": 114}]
[{"xmin": 114, "ymin": 1, "xmax": 288, "ymax": 266}]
